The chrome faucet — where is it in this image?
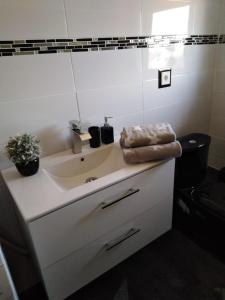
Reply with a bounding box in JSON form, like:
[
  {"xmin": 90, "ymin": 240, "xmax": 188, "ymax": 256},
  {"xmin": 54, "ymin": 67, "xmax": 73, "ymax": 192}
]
[{"xmin": 69, "ymin": 120, "xmax": 91, "ymax": 154}]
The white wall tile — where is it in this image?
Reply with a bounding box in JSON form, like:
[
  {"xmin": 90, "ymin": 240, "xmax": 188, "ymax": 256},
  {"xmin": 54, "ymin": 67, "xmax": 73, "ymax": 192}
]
[
  {"xmin": 142, "ymin": 45, "xmax": 187, "ymax": 80},
  {"xmin": 65, "ymin": 0, "xmax": 141, "ymax": 38},
  {"xmin": 215, "ymin": 45, "xmax": 225, "ymax": 70},
  {"xmin": 181, "ymin": 45, "xmax": 215, "ymax": 74},
  {"xmin": 188, "ymin": 72, "xmax": 214, "ymax": 100},
  {"xmin": 209, "ymin": 136, "xmax": 225, "ymax": 159},
  {"xmin": 143, "ymin": 72, "xmax": 213, "ymax": 111},
  {"xmin": 211, "ymin": 46, "xmax": 225, "ymax": 165},
  {"xmin": 142, "ymin": 42, "xmax": 214, "ymax": 139},
  {"xmin": 211, "ymin": 92, "xmax": 225, "ymax": 117},
  {"xmin": 142, "ymin": 0, "xmax": 221, "ymax": 36},
  {"xmin": 142, "ymin": 45, "xmax": 215, "ymax": 81},
  {"xmin": 0, "ymin": 54, "xmax": 75, "ymax": 102},
  {"xmin": 209, "ymin": 2, "xmax": 225, "ymax": 169},
  {"xmin": 144, "ymin": 103, "xmax": 187, "ymax": 134},
  {"xmin": 192, "ymin": 0, "xmax": 221, "ymax": 34},
  {"xmin": 219, "ymin": 0, "xmax": 225, "ymax": 34},
  {"xmin": 210, "ymin": 115, "xmax": 225, "ymax": 140},
  {"xmin": 209, "ymin": 134, "xmax": 225, "ymax": 169},
  {"xmin": 144, "ymin": 94, "xmax": 211, "ymax": 137},
  {"xmin": 0, "ymin": 94, "xmax": 79, "ymax": 157},
  {"xmin": 78, "ymin": 84, "xmax": 143, "ymax": 125},
  {"xmin": 72, "ymin": 49, "xmax": 143, "ymax": 135},
  {"xmin": 143, "ymin": 77, "xmax": 182, "ymax": 110},
  {"xmin": 141, "ymin": 0, "xmax": 194, "ymax": 35},
  {"xmin": 214, "ymin": 70, "xmax": 225, "ymax": 93},
  {"xmin": 72, "ymin": 49, "xmax": 142, "ymax": 91},
  {"xmin": 0, "ymin": 0, "xmax": 67, "ymax": 39},
  {"xmin": 0, "ymin": 0, "xmax": 221, "ymax": 169},
  {"xmin": 110, "ymin": 111, "xmax": 143, "ymax": 136}
]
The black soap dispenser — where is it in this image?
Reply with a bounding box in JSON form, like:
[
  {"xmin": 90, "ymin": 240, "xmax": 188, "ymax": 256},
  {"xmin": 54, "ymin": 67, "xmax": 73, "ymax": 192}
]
[{"xmin": 101, "ymin": 116, "xmax": 114, "ymax": 144}]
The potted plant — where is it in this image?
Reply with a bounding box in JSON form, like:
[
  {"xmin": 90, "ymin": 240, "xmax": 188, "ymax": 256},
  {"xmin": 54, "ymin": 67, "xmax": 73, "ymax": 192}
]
[{"xmin": 5, "ymin": 133, "xmax": 41, "ymax": 176}]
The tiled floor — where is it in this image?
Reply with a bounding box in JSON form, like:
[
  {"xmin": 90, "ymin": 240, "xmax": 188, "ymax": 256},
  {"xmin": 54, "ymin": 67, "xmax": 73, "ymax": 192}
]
[{"xmin": 20, "ymin": 229, "xmax": 225, "ymax": 300}]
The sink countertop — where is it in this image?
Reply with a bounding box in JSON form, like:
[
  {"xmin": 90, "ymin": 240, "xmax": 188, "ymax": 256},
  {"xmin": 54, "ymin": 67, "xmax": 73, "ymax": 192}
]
[{"xmin": 1, "ymin": 142, "xmax": 167, "ymax": 223}]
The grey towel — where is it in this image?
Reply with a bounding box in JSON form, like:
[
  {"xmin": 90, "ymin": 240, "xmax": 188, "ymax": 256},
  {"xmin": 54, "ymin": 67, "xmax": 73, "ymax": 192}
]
[
  {"xmin": 120, "ymin": 123, "xmax": 176, "ymax": 148},
  {"xmin": 122, "ymin": 141, "xmax": 182, "ymax": 164}
]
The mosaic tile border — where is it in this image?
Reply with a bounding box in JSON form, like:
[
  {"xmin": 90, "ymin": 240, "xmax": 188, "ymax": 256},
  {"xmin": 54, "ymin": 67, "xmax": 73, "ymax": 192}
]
[{"xmin": 0, "ymin": 34, "xmax": 224, "ymax": 56}]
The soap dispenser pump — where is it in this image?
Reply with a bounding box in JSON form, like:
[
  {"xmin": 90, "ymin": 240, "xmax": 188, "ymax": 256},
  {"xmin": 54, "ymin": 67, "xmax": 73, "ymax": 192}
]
[{"xmin": 101, "ymin": 116, "xmax": 114, "ymax": 144}]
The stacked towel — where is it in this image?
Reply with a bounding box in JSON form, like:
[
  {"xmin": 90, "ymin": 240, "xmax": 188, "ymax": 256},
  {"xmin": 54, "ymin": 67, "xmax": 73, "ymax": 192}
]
[
  {"xmin": 122, "ymin": 142, "xmax": 182, "ymax": 164},
  {"xmin": 120, "ymin": 123, "xmax": 182, "ymax": 164},
  {"xmin": 120, "ymin": 123, "xmax": 176, "ymax": 148}
]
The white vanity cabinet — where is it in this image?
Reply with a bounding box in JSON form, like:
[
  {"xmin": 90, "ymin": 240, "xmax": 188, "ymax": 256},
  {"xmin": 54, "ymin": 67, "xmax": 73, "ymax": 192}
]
[{"xmin": 28, "ymin": 159, "xmax": 175, "ymax": 300}]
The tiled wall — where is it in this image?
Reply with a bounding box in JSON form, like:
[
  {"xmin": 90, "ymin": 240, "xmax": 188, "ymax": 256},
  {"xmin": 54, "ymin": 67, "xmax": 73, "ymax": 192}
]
[
  {"xmin": 0, "ymin": 35, "xmax": 223, "ymax": 56},
  {"xmin": 0, "ymin": 0, "xmax": 222, "ymax": 167},
  {"xmin": 208, "ymin": 1, "xmax": 225, "ymax": 170},
  {"xmin": 0, "ymin": 0, "xmax": 222, "ymax": 170}
]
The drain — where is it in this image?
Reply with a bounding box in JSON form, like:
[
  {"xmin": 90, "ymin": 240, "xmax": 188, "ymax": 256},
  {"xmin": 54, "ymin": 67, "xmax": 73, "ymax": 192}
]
[{"xmin": 85, "ymin": 176, "xmax": 98, "ymax": 183}]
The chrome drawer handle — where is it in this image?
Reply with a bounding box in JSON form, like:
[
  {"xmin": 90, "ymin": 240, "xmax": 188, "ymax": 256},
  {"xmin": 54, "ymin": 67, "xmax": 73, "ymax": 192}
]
[
  {"xmin": 101, "ymin": 188, "xmax": 140, "ymax": 209},
  {"xmin": 105, "ymin": 228, "xmax": 141, "ymax": 251}
]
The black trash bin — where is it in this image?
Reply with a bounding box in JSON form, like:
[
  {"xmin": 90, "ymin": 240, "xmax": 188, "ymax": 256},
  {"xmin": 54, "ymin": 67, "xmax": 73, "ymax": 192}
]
[{"xmin": 175, "ymin": 133, "xmax": 211, "ymax": 189}]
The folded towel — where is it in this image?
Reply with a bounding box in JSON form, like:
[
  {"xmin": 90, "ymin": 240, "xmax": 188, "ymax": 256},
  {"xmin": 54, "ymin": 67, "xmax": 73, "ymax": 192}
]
[
  {"xmin": 120, "ymin": 123, "xmax": 176, "ymax": 148},
  {"xmin": 122, "ymin": 141, "xmax": 182, "ymax": 164}
]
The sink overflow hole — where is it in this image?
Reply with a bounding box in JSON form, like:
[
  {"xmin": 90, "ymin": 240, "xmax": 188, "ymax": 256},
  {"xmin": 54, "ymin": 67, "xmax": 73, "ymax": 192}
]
[{"xmin": 85, "ymin": 177, "xmax": 98, "ymax": 183}]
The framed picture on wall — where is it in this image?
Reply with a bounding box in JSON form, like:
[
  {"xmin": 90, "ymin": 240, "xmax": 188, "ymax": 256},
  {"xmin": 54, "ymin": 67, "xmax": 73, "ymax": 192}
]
[{"xmin": 158, "ymin": 69, "xmax": 172, "ymax": 88}]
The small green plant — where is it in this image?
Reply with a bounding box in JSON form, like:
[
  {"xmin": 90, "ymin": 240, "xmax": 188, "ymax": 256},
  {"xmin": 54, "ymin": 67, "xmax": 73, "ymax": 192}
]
[{"xmin": 5, "ymin": 133, "xmax": 41, "ymax": 165}]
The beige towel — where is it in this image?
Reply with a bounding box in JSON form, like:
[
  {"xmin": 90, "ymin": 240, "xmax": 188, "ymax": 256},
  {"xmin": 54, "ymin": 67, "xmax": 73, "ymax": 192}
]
[
  {"xmin": 120, "ymin": 123, "xmax": 176, "ymax": 148},
  {"xmin": 123, "ymin": 141, "xmax": 182, "ymax": 164}
]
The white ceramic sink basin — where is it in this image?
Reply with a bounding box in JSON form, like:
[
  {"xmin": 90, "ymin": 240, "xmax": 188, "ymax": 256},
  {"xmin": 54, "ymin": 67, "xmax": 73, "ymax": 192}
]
[
  {"xmin": 1, "ymin": 138, "xmax": 166, "ymax": 221},
  {"xmin": 44, "ymin": 143, "xmax": 127, "ymax": 190}
]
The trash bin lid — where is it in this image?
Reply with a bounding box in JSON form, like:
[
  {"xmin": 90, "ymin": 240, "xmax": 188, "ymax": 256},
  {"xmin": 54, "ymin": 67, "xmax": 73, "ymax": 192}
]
[{"xmin": 178, "ymin": 133, "xmax": 211, "ymax": 152}]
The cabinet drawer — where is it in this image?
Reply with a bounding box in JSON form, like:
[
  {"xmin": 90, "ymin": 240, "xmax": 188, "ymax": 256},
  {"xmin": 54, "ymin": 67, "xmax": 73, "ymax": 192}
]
[
  {"xmin": 29, "ymin": 160, "xmax": 174, "ymax": 268},
  {"xmin": 42, "ymin": 196, "xmax": 173, "ymax": 300}
]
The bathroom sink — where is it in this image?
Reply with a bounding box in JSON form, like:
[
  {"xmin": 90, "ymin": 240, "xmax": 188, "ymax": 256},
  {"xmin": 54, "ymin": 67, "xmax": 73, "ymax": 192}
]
[
  {"xmin": 1, "ymin": 138, "xmax": 166, "ymax": 221},
  {"xmin": 44, "ymin": 143, "xmax": 127, "ymax": 190}
]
